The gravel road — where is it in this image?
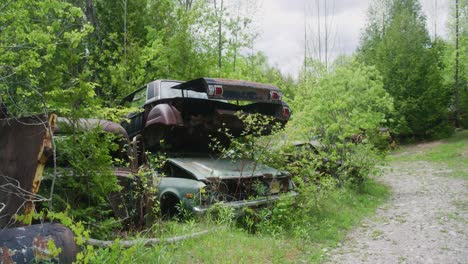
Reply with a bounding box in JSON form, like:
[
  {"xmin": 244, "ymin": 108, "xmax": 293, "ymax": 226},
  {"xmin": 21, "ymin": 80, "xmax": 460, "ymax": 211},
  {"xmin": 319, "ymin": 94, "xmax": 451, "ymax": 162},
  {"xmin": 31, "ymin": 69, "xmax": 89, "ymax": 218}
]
[{"xmin": 327, "ymin": 158, "xmax": 468, "ymax": 264}]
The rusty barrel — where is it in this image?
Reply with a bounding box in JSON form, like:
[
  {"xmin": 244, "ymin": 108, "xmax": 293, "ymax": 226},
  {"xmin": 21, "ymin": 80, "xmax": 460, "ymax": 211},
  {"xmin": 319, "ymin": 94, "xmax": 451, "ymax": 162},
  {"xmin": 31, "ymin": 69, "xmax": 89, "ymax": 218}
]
[{"xmin": 0, "ymin": 223, "xmax": 78, "ymax": 263}]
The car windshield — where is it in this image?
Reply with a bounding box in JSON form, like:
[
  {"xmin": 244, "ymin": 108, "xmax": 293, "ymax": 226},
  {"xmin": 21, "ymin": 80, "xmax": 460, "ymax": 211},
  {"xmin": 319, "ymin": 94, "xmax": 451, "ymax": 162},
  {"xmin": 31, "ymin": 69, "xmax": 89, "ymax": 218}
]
[{"xmin": 160, "ymin": 81, "xmax": 208, "ymax": 99}]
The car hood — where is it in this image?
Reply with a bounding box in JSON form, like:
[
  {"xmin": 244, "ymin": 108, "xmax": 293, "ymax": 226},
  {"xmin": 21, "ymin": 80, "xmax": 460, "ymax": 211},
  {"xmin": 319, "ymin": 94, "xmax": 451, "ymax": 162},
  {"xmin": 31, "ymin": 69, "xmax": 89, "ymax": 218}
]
[{"xmin": 167, "ymin": 157, "xmax": 285, "ymax": 180}]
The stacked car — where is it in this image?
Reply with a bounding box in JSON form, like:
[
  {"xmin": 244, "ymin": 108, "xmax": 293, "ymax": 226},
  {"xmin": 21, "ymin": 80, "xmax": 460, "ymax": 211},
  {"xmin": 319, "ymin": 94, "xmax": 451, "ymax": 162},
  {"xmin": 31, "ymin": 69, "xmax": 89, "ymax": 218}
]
[{"xmin": 116, "ymin": 77, "xmax": 295, "ymax": 217}]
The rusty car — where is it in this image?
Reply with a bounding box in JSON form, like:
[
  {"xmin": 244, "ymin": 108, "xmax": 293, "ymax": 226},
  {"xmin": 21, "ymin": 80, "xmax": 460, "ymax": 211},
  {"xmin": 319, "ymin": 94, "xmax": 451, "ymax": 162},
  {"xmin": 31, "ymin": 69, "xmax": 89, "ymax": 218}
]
[
  {"xmin": 119, "ymin": 78, "xmax": 291, "ymax": 152},
  {"xmin": 45, "ymin": 78, "xmax": 295, "ymax": 219},
  {"xmin": 116, "ymin": 78, "xmax": 295, "ymax": 217}
]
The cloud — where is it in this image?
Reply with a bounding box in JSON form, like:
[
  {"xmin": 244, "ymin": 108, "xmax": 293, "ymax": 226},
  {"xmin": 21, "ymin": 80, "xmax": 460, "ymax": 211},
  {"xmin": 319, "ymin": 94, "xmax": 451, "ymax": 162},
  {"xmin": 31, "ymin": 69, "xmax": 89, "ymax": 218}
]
[
  {"xmin": 255, "ymin": 0, "xmax": 305, "ymax": 76},
  {"xmin": 255, "ymin": 0, "xmax": 450, "ymax": 77}
]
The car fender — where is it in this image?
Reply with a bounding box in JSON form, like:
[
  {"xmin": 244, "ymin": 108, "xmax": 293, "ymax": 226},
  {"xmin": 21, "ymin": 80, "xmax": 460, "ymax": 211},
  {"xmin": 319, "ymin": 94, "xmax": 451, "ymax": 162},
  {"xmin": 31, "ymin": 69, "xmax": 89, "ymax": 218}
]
[
  {"xmin": 158, "ymin": 177, "xmax": 206, "ymax": 205},
  {"xmin": 145, "ymin": 104, "xmax": 183, "ymax": 127}
]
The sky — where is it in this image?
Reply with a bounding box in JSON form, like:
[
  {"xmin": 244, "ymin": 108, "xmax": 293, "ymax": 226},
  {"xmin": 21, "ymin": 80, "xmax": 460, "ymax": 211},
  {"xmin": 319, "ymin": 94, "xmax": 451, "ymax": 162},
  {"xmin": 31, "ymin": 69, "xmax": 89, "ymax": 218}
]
[{"xmin": 254, "ymin": 0, "xmax": 451, "ymax": 77}]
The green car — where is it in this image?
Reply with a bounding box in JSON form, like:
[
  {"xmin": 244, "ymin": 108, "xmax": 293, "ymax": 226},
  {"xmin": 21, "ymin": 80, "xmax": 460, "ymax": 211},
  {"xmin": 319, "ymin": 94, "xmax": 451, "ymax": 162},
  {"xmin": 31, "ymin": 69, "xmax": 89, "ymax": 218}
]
[
  {"xmin": 111, "ymin": 154, "xmax": 296, "ymax": 219},
  {"xmin": 156, "ymin": 156, "xmax": 296, "ymax": 216}
]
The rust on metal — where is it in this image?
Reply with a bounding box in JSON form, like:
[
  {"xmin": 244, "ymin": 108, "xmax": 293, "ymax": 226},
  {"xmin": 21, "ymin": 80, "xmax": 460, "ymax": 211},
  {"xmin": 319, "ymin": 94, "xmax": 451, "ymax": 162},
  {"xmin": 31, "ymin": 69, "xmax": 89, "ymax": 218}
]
[
  {"xmin": 0, "ymin": 246, "xmax": 14, "ymax": 264},
  {"xmin": 0, "ymin": 223, "xmax": 78, "ymax": 263},
  {"xmin": 33, "ymin": 235, "xmax": 53, "ymax": 260},
  {"xmin": 0, "ymin": 113, "xmax": 56, "ymax": 228}
]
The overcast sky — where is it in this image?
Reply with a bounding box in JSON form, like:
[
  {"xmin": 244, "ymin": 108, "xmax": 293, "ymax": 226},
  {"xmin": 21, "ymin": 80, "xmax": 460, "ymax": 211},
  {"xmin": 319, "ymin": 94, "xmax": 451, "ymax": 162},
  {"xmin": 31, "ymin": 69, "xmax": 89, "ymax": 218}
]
[{"xmin": 254, "ymin": 0, "xmax": 451, "ymax": 77}]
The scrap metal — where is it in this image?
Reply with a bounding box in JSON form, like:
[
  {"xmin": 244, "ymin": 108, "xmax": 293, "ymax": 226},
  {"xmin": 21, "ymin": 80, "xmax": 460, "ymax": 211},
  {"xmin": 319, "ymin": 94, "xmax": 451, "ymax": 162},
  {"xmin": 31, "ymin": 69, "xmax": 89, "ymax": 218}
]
[
  {"xmin": 0, "ymin": 223, "xmax": 78, "ymax": 263},
  {"xmin": 0, "ymin": 114, "xmax": 56, "ymax": 228}
]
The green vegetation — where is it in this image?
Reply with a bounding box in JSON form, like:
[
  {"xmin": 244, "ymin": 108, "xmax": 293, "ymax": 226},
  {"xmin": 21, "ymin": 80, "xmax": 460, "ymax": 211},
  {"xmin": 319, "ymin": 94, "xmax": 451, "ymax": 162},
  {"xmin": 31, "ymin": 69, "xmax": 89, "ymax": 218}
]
[
  {"xmin": 41, "ymin": 126, "xmax": 123, "ymax": 238},
  {"xmin": 1, "ymin": 0, "xmax": 466, "ymax": 263},
  {"xmin": 358, "ymin": 0, "xmax": 453, "ymax": 139},
  {"xmin": 85, "ymin": 179, "xmax": 388, "ymax": 263},
  {"xmin": 289, "ymin": 58, "xmax": 393, "ymax": 188},
  {"xmin": 388, "ymin": 130, "xmax": 468, "ymax": 178}
]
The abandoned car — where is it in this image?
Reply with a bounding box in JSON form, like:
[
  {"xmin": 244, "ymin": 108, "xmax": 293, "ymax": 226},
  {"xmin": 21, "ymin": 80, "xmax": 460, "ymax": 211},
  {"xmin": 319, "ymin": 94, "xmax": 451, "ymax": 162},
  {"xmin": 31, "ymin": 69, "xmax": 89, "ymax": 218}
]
[
  {"xmin": 51, "ymin": 78, "xmax": 295, "ymax": 218},
  {"xmin": 119, "ymin": 78, "xmax": 291, "ymax": 152},
  {"xmin": 117, "ymin": 78, "xmax": 295, "ymax": 216}
]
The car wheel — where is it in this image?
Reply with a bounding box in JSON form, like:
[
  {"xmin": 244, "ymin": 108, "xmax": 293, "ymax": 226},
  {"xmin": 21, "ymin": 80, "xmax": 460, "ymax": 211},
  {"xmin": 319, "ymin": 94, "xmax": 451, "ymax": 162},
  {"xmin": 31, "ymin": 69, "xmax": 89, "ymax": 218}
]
[{"xmin": 160, "ymin": 193, "xmax": 180, "ymax": 218}]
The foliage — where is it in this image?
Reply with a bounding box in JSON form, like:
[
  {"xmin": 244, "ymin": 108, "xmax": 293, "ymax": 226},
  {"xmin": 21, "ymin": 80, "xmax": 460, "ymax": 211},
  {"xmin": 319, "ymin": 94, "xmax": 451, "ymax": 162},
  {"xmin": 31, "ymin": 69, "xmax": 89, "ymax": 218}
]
[
  {"xmin": 443, "ymin": 0, "xmax": 468, "ymax": 127},
  {"xmin": 0, "ymin": 0, "xmax": 93, "ymax": 116},
  {"xmin": 293, "ymin": 59, "xmax": 393, "ymax": 138},
  {"xmin": 134, "ymin": 152, "xmax": 167, "ymax": 225},
  {"xmin": 289, "ymin": 59, "xmax": 393, "ymax": 185},
  {"xmin": 65, "ymin": 0, "xmax": 269, "ymax": 104},
  {"xmin": 211, "ymin": 112, "xmax": 283, "ymax": 166},
  {"xmin": 83, "ymin": 178, "xmax": 389, "ymax": 263},
  {"xmin": 40, "ymin": 125, "xmax": 122, "ymax": 238},
  {"xmin": 358, "ymin": 0, "xmax": 452, "ymax": 139},
  {"xmin": 2, "ymin": 0, "xmax": 462, "ymax": 262}
]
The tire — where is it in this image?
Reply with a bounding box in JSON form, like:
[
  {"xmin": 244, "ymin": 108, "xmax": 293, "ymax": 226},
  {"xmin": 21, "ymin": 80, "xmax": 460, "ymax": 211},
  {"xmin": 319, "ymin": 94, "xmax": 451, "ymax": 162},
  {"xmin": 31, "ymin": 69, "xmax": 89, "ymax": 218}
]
[{"xmin": 160, "ymin": 193, "xmax": 180, "ymax": 218}]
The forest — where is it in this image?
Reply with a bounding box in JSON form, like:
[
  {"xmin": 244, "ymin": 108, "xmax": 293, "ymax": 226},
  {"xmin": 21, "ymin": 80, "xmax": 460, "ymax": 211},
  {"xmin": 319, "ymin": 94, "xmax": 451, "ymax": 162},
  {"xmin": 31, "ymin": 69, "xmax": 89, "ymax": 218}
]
[{"xmin": 0, "ymin": 0, "xmax": 467, "ymax": 263}]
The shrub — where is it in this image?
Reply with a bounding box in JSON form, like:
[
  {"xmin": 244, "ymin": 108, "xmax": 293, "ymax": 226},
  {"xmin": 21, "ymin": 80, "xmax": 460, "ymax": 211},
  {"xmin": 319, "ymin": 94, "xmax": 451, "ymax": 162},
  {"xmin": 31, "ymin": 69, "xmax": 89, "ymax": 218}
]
[{"xmin": 40, "ymin": 124, "xmax": 122, "ymax": 238}]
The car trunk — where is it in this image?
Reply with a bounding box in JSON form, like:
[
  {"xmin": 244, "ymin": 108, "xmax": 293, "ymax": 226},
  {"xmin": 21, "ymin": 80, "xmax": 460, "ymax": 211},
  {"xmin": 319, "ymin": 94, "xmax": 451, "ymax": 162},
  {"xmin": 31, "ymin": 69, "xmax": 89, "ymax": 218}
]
[
  {"xmin": 143, "ymin": 98, "xmax": 288, "ymax": 152},
  {"xmin": 141, "ymin": 78, "xmax": 290, "ymax": 153}
]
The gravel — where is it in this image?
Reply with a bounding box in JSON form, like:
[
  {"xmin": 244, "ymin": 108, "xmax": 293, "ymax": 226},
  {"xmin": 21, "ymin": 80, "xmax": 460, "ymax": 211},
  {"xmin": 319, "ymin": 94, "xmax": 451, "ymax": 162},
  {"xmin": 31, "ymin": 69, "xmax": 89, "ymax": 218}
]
[{"xmin": 327, "ymin": 159, "xmax": 468, "ymax": 264}]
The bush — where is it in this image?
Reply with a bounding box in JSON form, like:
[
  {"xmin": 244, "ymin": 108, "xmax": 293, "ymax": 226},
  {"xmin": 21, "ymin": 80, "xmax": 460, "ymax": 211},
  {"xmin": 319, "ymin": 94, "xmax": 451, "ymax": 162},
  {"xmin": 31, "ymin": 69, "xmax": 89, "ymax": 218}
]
[
  {"xmin": 287, "ymin": 59, "xmax": 393, "ymax": 185},
  {"xmin": 40, "ymin": 125, "xmax": 122, "ymax": 238}
]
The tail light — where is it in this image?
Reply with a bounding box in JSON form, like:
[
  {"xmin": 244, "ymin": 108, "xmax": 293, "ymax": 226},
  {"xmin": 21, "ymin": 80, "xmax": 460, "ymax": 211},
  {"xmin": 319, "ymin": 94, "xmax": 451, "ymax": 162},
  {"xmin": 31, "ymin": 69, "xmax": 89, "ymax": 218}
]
[
  {"xmin": 283, "ymin": 106, "xmax": 290, "ymax": 117},
  {"xmin": 208, "ymin": 85, "xmax": 223, "ymax": 97},
  {"xmin": 270, "ymin": 91, "xmax": 282, "ymax": 101}
]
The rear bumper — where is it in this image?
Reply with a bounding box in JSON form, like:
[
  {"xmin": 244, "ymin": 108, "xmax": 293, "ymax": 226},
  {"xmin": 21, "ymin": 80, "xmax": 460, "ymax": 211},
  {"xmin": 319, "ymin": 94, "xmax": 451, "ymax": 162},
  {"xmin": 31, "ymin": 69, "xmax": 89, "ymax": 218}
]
[{"xmin": 191, "ymin": 191, "xmax": 297, "ymax": 214}]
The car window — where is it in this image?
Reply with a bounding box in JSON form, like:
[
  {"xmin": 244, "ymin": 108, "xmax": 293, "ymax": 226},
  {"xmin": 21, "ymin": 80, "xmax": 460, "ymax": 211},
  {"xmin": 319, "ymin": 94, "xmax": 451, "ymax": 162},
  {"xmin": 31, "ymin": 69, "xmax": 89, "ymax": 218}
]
[
  {"xmin": 161, "ymin": 162, "xmax": 196, "ymax": 180},
  {"xmin": 147, "ymin": 82, "xmax": 156, "ymax": 100},
  {"xmin": 160, "ymin": 81, "xmax": 208, "ymax": 99},
  {"xmin": 130, "ymin": 88, "xmax": 146, "ymax": 107}
]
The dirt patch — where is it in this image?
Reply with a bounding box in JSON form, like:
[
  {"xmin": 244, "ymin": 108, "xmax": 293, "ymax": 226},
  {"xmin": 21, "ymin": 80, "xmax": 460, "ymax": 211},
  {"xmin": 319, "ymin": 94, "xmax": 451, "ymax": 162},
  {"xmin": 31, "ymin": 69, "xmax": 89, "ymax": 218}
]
[
  {"xmin": 392, "ymin": 141, "xmax": 443, "ymax": 158},
  {"xmin": 327, "ymin": 160, "xmax": 468, "ymax": 264},
  {"xmin": 461, "ymin": 148, "xmax": 468, "ymax": 159}
]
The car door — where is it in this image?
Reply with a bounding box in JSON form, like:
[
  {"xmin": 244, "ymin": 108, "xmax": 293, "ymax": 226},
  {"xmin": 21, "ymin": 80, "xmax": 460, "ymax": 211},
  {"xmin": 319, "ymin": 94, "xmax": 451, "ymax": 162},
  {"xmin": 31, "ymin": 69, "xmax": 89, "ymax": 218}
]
[{"xmin": 121, "ymin": 87, "xmax": 148, "ymax": 138}]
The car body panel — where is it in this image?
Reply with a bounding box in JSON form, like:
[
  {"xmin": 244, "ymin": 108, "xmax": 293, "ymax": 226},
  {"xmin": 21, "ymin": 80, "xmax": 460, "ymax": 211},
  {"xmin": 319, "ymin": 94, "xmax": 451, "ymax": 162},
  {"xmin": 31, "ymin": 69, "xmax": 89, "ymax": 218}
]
[
  {"xmin": 154, "ymin": 157, "xmax": 295, "ymax": 214},
  {"xmin": 157, "ymin": 177, "xmax": 206, "ymax": 208},
  {"xmin": 166, "ymin": 157, "xmax": 284, "ymax": 180},
  {"xmin": 192, "ymin": 191, "xmax": 297, "ymax": 214},
  {"xmin": 171, "ymin": 78, "xmax": 282, "ymax": 102}
]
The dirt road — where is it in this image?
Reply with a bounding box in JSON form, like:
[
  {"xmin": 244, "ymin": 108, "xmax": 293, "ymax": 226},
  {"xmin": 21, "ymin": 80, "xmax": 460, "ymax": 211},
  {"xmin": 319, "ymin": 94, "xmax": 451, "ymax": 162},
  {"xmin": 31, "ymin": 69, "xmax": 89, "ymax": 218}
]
[{"xmin": 328, "ymin": 157, "xmax": 467, "ymax": 263}]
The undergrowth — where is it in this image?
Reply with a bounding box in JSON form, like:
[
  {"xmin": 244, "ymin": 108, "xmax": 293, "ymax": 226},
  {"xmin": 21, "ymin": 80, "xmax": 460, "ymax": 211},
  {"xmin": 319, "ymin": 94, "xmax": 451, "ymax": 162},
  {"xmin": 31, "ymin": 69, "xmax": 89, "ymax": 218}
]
[
  {"xmin": 38, "ymin": 114, "xmax": 392, "ymax": 263},
  {"xmin": 86, "ymin": 179, "xmax": 389, "ymax": 263}
]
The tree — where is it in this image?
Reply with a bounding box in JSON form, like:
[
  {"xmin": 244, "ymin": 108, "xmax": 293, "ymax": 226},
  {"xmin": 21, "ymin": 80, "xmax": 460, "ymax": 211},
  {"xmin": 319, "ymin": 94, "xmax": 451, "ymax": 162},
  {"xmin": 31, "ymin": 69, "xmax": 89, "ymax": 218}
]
[
  {"xmin": 0, "ymin": 0, "xmax": 97, "ymax": 117},
  {"xmin": 444, "ymin": 0, "xmax": 468, "ymax": 127},
  {"xmin": 453, "ymin": 0, "xmax": 461, "ymax": 127},
  {"xmin": 292, "ymin": 58, "xmax": 393, "ymax": 142},
  {"xmin": 359, "ymin": 0, "xmax": 451, "ymax": 139},
  {"xmin": 290, "ymin": 58, "xmax": 394, "ymax": 184},
  {"xmin": 357, "ymin": 0, "xmax": 392, "ymax": 65},
  {"xmin": 303, "ymin": 0, "xmax": 338, "ymax": 71}
]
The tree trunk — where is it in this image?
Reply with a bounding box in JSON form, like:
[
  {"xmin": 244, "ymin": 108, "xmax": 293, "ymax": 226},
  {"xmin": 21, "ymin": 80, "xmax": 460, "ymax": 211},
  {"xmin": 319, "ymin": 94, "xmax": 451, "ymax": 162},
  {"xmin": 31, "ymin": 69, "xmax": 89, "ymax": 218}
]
[
  {"xmin": 454, "ymin": 0, "xmax": 461, "ymax": 127},
  {"xmin": 217, "ymin": 0, "xmax": 223, "ymax": 73}
]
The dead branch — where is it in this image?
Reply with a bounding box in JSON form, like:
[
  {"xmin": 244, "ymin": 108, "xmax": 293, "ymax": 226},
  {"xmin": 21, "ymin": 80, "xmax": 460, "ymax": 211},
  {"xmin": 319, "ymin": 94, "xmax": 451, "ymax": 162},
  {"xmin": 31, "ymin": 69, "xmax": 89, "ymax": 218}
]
[
  {"xmin": 0, "ymin": 175, "xmax": 48, "ymax": 202},
  {"xmin": 0, "ymin": 175, "xmax": 48, "ymax": 227}
]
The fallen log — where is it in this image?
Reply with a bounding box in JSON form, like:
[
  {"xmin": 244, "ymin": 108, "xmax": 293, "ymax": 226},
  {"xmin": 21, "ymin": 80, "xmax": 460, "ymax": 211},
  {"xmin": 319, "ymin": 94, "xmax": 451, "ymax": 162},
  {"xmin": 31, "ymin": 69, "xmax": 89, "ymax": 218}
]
[{"xmin": 86, "ymin": 229, "xmax": 212, "ymax": 248}]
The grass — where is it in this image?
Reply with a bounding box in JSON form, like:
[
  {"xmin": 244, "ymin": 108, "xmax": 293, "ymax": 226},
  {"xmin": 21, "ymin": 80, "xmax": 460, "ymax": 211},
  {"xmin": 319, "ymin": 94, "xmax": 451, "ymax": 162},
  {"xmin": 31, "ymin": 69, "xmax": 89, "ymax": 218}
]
[
  {"xmin": 387, "ymin": 130, "xmax": 468, "ymax": 178},
  {"xmin": 89, "ymin": 179, "xmax": 389, "ymax": 263},
  {"xmin": 75, "ymin": 131, "xmax": 467, "ymax": 263}
]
